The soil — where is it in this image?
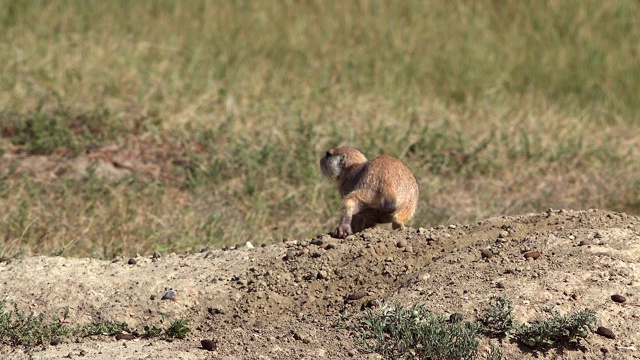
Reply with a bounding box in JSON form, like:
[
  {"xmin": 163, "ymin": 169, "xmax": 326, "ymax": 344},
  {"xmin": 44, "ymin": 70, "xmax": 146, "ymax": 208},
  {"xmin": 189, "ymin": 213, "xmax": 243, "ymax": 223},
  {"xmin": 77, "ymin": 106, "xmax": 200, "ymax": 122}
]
[{"xmin": 1, "ymin": 209, "xmax": 639, "ymax": 359}]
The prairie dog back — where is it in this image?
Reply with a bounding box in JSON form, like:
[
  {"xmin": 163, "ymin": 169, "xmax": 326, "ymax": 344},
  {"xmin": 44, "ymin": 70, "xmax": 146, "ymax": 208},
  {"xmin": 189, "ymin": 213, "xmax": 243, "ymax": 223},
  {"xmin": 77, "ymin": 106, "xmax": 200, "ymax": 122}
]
[{"xmin": 320, "ymin": 147, "xmax": 418, "ymax": 238}]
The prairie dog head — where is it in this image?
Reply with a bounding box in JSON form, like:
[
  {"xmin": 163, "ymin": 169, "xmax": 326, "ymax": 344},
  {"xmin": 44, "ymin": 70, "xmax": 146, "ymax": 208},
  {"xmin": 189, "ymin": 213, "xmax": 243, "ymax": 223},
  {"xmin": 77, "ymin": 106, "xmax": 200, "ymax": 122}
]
[{"xmin": 319, "ymin": 147, "xmax": 368, "ymax": 182}]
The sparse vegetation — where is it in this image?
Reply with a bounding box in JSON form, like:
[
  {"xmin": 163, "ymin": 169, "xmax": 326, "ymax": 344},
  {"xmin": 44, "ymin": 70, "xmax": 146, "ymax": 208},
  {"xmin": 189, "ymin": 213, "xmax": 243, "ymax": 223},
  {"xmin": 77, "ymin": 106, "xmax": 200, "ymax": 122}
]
[
  {"xmin": 0, "ymin": 302, "xmax": 70, "ymax": 347},
  {"xmin": 1, "ymin": 2, "xmax": 639, "ymax": 258},
  {"xmin": 359, "ymin": 304, "xmax": 481, "ymax": 359},
  {"xmin": 479, "ymin": 295, "xmax": 516, "ymax": 338},
  {"xmin": 516, "ymin": 307, "xmax": 596, "ymax": 348},
  {"xmin": 0, "ymin": 301, "xmax": 191, "ymax": 348},
  {"xmin": 356, "ymin": 298, "xmax": 597, "ymax": 358}
]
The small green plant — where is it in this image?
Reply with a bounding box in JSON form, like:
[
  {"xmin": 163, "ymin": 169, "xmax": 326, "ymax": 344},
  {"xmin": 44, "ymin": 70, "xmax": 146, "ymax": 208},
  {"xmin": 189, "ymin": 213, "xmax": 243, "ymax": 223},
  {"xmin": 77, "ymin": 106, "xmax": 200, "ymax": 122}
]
[
  {"xmin": 165, "ymin": 319, "xmax": 190, "ymax": 339},
  {"xmin": 0, "ymin": 302, "xmax": 71, "ymax": 347},
  {"xmin": 516, "ymin": 307, "xmax": 596, "ymax": 348},
  {"xmin": 359, "ymin": 304, "xmax": 480, "ymax": 359},
  {"xmin": 143, "ymin": 324, "xmax": 163, "ymax": 337},
  {"xmin": 479, "ymin": 294, "xmax": 516, "ymax": 338}
]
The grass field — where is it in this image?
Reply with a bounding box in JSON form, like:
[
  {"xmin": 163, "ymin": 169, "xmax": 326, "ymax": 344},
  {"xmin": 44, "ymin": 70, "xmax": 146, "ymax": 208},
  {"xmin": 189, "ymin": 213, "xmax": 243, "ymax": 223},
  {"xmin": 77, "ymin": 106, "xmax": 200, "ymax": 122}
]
[{"xmin": 1, "ymin": 1, "xmax": 639, "ymax": 258}]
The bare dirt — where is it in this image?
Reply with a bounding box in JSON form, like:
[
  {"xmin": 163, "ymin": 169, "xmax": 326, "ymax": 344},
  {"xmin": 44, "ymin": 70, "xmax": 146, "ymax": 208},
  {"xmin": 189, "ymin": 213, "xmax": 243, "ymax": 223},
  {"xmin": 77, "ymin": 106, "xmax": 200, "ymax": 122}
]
[{"xmin": 1, "ymin": 208, "xmax": 639, "ymax": 359}]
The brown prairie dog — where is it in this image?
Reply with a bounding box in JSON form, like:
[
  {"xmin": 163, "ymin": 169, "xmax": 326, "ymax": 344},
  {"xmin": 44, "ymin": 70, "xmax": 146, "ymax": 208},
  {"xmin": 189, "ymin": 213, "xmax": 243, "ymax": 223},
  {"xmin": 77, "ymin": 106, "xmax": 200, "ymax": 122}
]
[{"xmin": 320, "ymin": 147, "xmax": 419, "ymax": 238}]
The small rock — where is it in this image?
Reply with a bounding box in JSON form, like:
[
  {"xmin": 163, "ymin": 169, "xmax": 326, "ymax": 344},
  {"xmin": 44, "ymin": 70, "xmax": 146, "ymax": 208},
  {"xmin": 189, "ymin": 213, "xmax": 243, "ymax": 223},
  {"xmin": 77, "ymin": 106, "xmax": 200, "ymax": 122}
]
[
  {"xmin": 317, "ymin": 270, "xmax": 329, "ymax": 280},
  {"xmin": 152, "ymin": 252, "xmax": 162, "ymax": 259},
  {"xmin": 283, "ymin": 251, "xmax": 296, "ymax": 261},
  {"xmin": 310, "ymin": 238, "xmax": 324, "ymax": 246},
  {"xmin": 324, "ymin": 243, "xmax": 336, "ymax": 250},
  {"xmin": 50, "ymin": 338, "xmax": 62, "ymax": 346},
  {"xmin": 150, "ymin": 295, "xmax": 156, "ymax": 300},
  {"xmin": 600, "ymin": 347, "xmax": 608, "ymax": 354},
  {"xmin": 115, "ymin": 334, "xmax": 136, "ymax": 341},
  {"xmin": 161, "ymin": 290, "xmax": 177, "ymax": 301},
  {"xmin": 449, "ymin": 313, "xmax": 464, "ymax": 323},
  {"xmin": 345, "ymin": 291, "xmax": 367, "ymax": 301},
  {"xmin": 310, "ymin": 250, "xmax": 324, "ymax": 258},
  {"xmin": 201, "ymin": 339, "xmax": 217, "ymax": 351},
  {"xmin": 245, "ymin": 242, "xmax": 254, "ymax": 249},
  {"xmin": 396, "ymin": 239, "xmax": 408, "ymax": 248},
  {"xmin": 127, "ymin": 258, "xmax": 137, "ymax": 265},
  {"xmin": 208, "ymin": 307, "xmax": 225, "ymax": 315},
  {"xmin": 594, "ymin": 231, "xmax": 603, "ymax": 239},
  {"xmin": 362, "ymin": 299, "xmax": 378, "ymax": 309},
  {"xmin": 523, "ymin": 250, "xmax": 541, "ymax": 260},
  {"xmin": 578, "ymin": 239, "xmax": 593, "ymax": 246},
  {"xmin": 480, "ymin": 249, "xmax": 493, "ymax": 259},
  {"xmin": 495, "ymin": 282, "xmax": 505, "ymax": 289},
  {"xmin": 596, "ymin": 326, "xmax": 616, "ymax": 339},
  {"xmin": 498, "ymin": 231, "xmax": 509, "ymax": 238},
  {"xmin": 611, "ymin": 294, "xmax": 627, "ymax": 303}
]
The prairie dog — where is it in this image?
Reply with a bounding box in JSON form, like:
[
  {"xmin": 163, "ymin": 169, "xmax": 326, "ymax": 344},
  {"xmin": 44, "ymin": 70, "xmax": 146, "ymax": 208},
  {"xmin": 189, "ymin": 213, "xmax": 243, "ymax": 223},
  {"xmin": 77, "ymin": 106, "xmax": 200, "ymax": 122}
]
[{"xmin": 320, "ymin": 147, "xmax": 419, "ymax": 238}]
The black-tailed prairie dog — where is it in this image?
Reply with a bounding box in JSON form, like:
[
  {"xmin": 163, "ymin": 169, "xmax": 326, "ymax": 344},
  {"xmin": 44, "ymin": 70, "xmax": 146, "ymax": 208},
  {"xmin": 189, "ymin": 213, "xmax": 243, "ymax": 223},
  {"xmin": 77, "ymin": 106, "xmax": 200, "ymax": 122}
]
[{"xmin": 320, "ymin": 147, "xmax": 419, "ymax": 238}]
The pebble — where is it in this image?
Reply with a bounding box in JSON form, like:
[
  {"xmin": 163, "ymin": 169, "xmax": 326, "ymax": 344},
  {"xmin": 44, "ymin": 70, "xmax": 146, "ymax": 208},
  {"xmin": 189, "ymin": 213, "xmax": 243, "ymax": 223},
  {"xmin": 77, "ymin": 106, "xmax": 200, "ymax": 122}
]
[
  {"xmin": 523, "ymin": 250, "xmax": 541, "ymax": 260},
  {"xmin": 310, "ymin": 238, "xmax": 324, "ymax": 246},
  {"xmin": 480, "ymin": 249, "xmax": 493, "ymax": 259},
  {"xmin": 362, "ymin": 299, "xmax": 378, "ymax": 309},
  {"xmin": 208, "ymin": 307, "xmax": 225, "ymax": 315},
  {"xmin": 127, "ymin": 258, "xmax": 137, "ymax": 265},
  {"xmin": 596, "ymin": 326, "xmax": 616, "ymax": 339},
  {"xmin": 245, "ymin": 242, "xmax": 254, "ymax": 249},
  {"xmin": 152, "ymin": 252, "xmax": 161, "ymax": 259},
  {"xmin": 115, "ymin": 334, "xmax": 136, "ymax": 340},
  {"xmin": 611, "ymin": 294, "xmax": 627, "ymax": 303},
  {"xmin": 396, "ymin": 239, "xmax": 408, "ymax": 248},
  {"xmin": 201, "ymin": 339, "xmax": 217, "ymax": 351},
  {"xmin": 345, "ymin": 291, "xmax": 367, "ymax": 301},
  {"xmin": 161, "ymin": 290, "xmax": 177, "ymax": 300},
  {"xmin": 283, "ymin": 251, "xmax": 296, "ymax": 261},
  {"xmin": 498, "ymin": 231, "xmax": 509, "ymax": 238}
]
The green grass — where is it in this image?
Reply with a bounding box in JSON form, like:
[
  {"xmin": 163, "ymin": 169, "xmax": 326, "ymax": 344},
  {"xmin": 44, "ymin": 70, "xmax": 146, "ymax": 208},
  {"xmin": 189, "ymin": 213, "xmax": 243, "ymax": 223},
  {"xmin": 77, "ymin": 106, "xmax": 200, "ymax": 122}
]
[{"xmin": 1, "ymin": 1, "xmax": 640, "ymax": 257}]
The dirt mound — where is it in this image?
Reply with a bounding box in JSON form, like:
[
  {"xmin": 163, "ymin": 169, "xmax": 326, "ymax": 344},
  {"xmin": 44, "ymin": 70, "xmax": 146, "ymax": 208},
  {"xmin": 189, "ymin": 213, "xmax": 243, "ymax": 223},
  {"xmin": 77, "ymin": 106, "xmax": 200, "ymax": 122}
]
[{"xmin": 1, "ymin": 209, "xmax": 639, "ymax": 359}]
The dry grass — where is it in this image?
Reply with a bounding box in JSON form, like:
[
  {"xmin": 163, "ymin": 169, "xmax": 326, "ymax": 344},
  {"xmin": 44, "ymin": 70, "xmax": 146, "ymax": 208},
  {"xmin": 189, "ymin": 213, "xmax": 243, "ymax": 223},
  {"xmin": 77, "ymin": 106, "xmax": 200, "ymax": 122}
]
[{"xmin": 1, "ymin": 1, "xmax": 639, "ymax": 257}]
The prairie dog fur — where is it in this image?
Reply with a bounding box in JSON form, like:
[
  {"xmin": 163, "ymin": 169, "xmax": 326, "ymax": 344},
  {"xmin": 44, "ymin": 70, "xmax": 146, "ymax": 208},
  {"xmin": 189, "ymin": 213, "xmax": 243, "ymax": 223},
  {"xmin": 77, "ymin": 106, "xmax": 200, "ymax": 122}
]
[{"xmin": 320, "ymin": 147, "xmax": 419, "ymax": 238}]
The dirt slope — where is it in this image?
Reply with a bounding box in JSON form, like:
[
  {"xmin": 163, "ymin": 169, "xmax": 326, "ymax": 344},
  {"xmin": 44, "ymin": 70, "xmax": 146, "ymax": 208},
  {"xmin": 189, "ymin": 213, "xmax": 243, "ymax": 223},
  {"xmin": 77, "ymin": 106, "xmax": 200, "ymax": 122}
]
[{"xmin": 1, "ymin": 209, "xmax": 639, "ymax": 359}]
